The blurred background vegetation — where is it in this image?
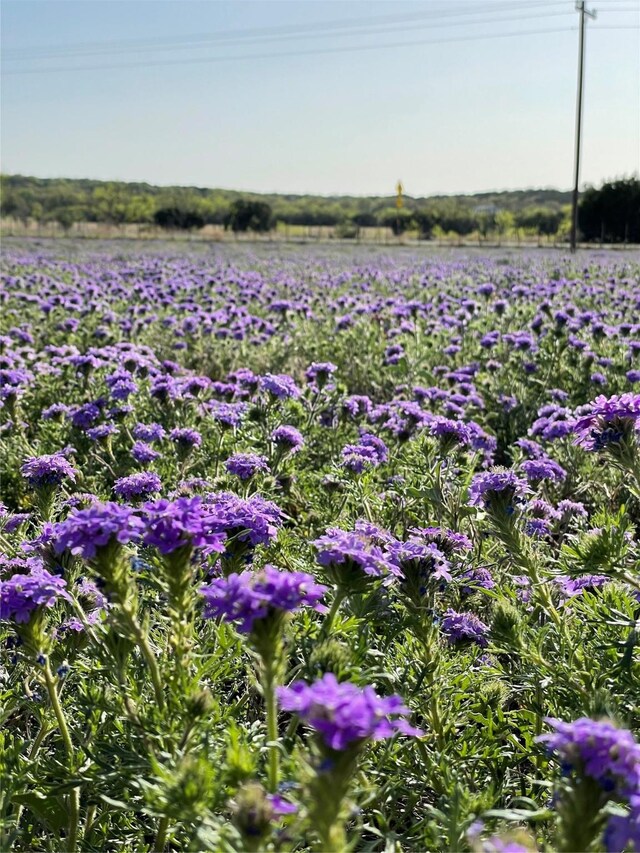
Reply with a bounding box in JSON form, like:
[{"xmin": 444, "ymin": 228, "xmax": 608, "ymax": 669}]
[{"xmin": 1, "ymin": 173, "xmax": 638, "ymax": 242}]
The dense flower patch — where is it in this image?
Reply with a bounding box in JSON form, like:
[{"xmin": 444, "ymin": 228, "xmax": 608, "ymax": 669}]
[{"xmin": 1, "ymin": 244, "xmax": 640, "ymax": 852}]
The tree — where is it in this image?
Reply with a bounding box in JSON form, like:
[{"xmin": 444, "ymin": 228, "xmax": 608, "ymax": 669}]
[
  {"xmin": 495, "ymin": 210, "xmax": 515, "ymax": 241},
  {"xmin": 154, "ymin": 207, "xmax": 205, "ymax": 230},
  {"xmin": 515, "ymin": 208, "xmax": 564, "ymax": 237},
  {"xmin": 379, "ymin": 208, "xmax": 412, "ymax": 235},
  {"xmin": 579, "ymin": 178, "xmax": 640, "ymax": 243},
  {"xmin": 413, "ymin": 209, "xmax": 437, "ymax": 239},
  {"xmin": 224, "ymin": 199, "xmax": 273, "ymax": 233}
]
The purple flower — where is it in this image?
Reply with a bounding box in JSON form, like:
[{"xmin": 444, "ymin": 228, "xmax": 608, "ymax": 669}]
[
  {"xmin": 428, "ymin": 416, "xmax": 472, "ymax": 450},
  {"xmin": 388, "ymin": 538, "xmax": 451, "ymax": 588},
  {"xmin": 341, "ymin": 433, "xmax": 388, "ymax": 473},
  {"xmin": 200, "ymin": 565, "xmax": 327, "ymax": 632},
  {"xmin": 555, "ymin": 574, "xmax": 611, "ymax": 599},
  {"xmin": 604, "ymin": 800, "xmax": 640, "ymax": 853},
  {"xmin": 468, "ymin": 470, "xmax": 529, "ymax": 512},
  {"xmin": 21, "ymin": 454, "xmax": 77, "ymax": 488},
  {"xmin": 271, "ymin": 425, "xmax": 304, "ymax": 454},
  {"xmin": 4, "ymin": 512, "xmax": 31, "ymax": 532},
  {"xmin": 573, "ymin": 393, "xmax": 640, "ymax": 451},
  {"xmin": 86, "ymin": 424, "xmax": 118, "ymax": 442},
  {"xmin": 203, "ymin": 491, "xmax": 283, "ymax": 547},
  {"xmin": 410, "ymin": 526, "xmax": 473, "ymax": 555},
  {"xmin": 69, "ymin": 402, "xmax": 102, "ymax": 430},
  {"xmin": 225, "ymin": 453, "xmax": 269, "ymax": 480},
  {"xmin": 277, "ymin": 673, "xmax": 422, "ymax": 750},
  {"xmin": 440, "ymin": 609, "xmax": 489, "ymax": 647},
  {"xmin": 515, "ymin": 438, "xmax": 545, "ymax": 459},
  {"xmin": 266, "ymin": 794, "xmax": 298, "ymax": 816},
  {"xmin": 132, "ymin": 423, "xmax": 166, "ymax": 443},
  {"xmin": 460, "ymin": 566, "xmax": 495, "ymax": 596},
  {"xmin": 131, "ymin": 441, "xmax": 162, "ymax": 464},
  {"xmin": 384, "ymin": 344, "xmax": 404, "ymax": 365},
  {"xmin": 1, "ymin": 566, "xmax": 71, "ymax": 622},
  {"xmin": 537, "ymin": 718, "xmax": 640, "ymax": 798},
  {"xmin": 557, "ymin": 499, "xmax": 588, "ymax": 520},
  {"xmin": 206, "ymin": 400, "xmax": 247, "ymax": 429},
  {"xmin": 305, "ymin": 362, "xmax": 337, "ymax": 388},
  {"xmin": 342, "ymin": 395, "xmax": 372, "ymax": 419},
  {"xmin": 260, "ymin": 373, "xmax": 301, "ymax": 400},
  {"xmin": 170, "ymin": 427, "xmax": 202, "ymax": 449},
  {"xmin": 113, "ymin": 472, "xmax": 162, "ymax": 500},
  {"xmin": 42, "ymin": 403, "xmax": 70, "ymax": 421},
  {"xmin": 52, "ymin": 502, "xmax": 145, "ymax": 560},
  {"xmin": 525, "ymin": 517, "xmax": 552, "ymax": 538},
  {"xmin": 313, "ymin": 525, "xmax": 401, "ymax": 583},
  {"xmin": 142, "ymin": 496, "xmax": 226, "ymax": 555},
  {"xmin": 520, "ymin": 458, "xmax": 567, "ymax": 483}
]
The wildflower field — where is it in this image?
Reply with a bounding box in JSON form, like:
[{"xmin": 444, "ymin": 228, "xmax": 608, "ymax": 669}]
[{"xmin": 1, "ymin": 243, "xmax": 640, "ymax": 853}]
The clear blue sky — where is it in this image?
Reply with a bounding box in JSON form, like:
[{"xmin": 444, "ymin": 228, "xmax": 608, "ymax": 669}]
[{"xmin": 1, "ymin": 0, "xmax": 639, "ymax": 196}]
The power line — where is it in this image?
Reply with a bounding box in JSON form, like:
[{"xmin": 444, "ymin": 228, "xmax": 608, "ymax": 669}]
[
  {"xmin": 3, "ymin": 10, "xmax": 582, "ymax": 65},
  {"xmin": 2, "ymin": 1, "xmax": 574, "ymax": 60},
  {"xmin": 2, "ymin": 26, "xmax": 583, "ymax": 76}
]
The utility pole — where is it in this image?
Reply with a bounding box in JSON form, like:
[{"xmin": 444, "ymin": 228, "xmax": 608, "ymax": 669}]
[{"xmin": 570, "ymin": 1, "xmax": 596, "ymax": 253}]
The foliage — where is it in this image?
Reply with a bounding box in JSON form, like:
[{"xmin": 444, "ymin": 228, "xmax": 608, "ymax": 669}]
[
  {"xmin": 224, "ymin": 199, "xmax": 273, "ymax": 233},
  {"xmin": 1, "ymin": 243, "xmax": 639, "ymax": 853},
  {"xmin": 1, "ymin": 174, "xmax": 574, "ymax": 236},
  {"xmin": 579, "ymin": 178, "xmax": 640, "ymax": 244}
]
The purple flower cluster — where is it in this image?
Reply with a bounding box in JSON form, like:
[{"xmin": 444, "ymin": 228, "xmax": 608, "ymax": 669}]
[
  {"xmin": 537, "ymin": 717, "xmax": 640, "ymax": 799},
  {"xmin": 313, "ymin": 525, "xmax": 400, "ymax": 581},
  {"xmin": 132, "ymin": 422, "xmax": 166, "ymax": 443},
  {"xmin": 468, "ymin": 470, "xmax": 529, "ymax": 511},
  {"xmin": 573, "ymin": 393, "xmax": 640, "ymax": 451},
  {"xmin": 271, "ymin": 425, "xmax": 304, "ymax": 453},
  {"xmin": 387, "ymin": 538, "xmax": 451, "ymax": 586},
  {"xmin": 604, "ymin": 800, "xmax": 640, "ymax": 853},
  {"xmin": 203, "ymin": 491, "xmax": 283, "ymax": 546},
  {"xmin": 277, "ymin": 673, "xmax": 422, "ymax": 750},
  {"xmin": 113, "ymin": 471, "xmax": 162, "ymax": 500},
  {"xmin": 200, "ymin": 565, "xmax": 327, "ymax": 632},
  {"xmin": 555, "ymin": 574, "xmax": 610, "ymax": 599},
  {"xmin": 142, "ymin": 496, "xmax": 227, "ymax": 555},
  {"xmin": 131, "ymin": 441, "xmax": 162, "ymax": 464},
  {"xmin": 440, "ymin": 609, "xmax": 489, "ymax": 647},
  {"xmin": 20, "ymin": 453, "xmax": 77, "ymax": 488},
  {"xmin": 428, "ymin": 416, "xmax": 473, "ymax": 450},
  {"xmin": 170, "ymin": 427, "xmax": 202, "ymax": 449},
  {"xmin": 410, "ymin": 526, "xmax": 473, "ymax": 555},
  {"xmin": 225, "ymin": 453, "xmax": 269, "ymax": 480},
  {"xmin": 260, "ymin": 373, "xmax": 301, "ymax": 400},
  {"xmin": 52, "ymin": 502, "xmax": 144, "ymax": 560},
  {"xmin": 1, "ymin": 565, "xmax": 71, "ymax": 622},
  {"xmin": 341, "ymin": 433, "xmax": 388, "ymax": 473},
  {"xmin": 305, "ymin": 362, "xmax": 337, "ymax": 388},
  {"xmin": 520, "ymin": 457, "xmax": 567, "ymax": 483}
]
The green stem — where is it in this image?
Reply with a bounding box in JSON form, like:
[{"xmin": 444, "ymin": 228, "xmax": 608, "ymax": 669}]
[
  {"xmin": 43, "ymin": 664, "xmax": 80, "ymax": 853},
  {"xmin": 263, "ymin": 665, "xmax": 280, "ymax": 793},
  {"xmin": 14, "ymin": 721, "xmax": 52, "ymax": 826},
  {"xmin": 321, "ymin": 588, "xmax": 346, "ymax": 638},
  {"xmin": 125, "ymin": 612, "xmax": 165, "ymax": 711},
  {"xmin": 153, "ymin": 815, "xmax": 170, "ymax": 852}
]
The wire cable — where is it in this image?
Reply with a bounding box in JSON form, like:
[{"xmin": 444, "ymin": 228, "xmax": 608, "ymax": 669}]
[
  {"xmin": 3, "ymin": 26, "xmax": 585, "ymax": 76},
  {"xmin": 2, "ymin": 0, "xmax": 575, "ymax": 60}
]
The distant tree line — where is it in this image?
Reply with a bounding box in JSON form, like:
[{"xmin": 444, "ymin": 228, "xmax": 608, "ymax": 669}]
[
  {"xmin": 1, "ymin": 174, "xmax": 637, "ymax": 241},
  {"xmin": 578, "ymin": 178, "xmax": 640, "ymax": 243}
]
